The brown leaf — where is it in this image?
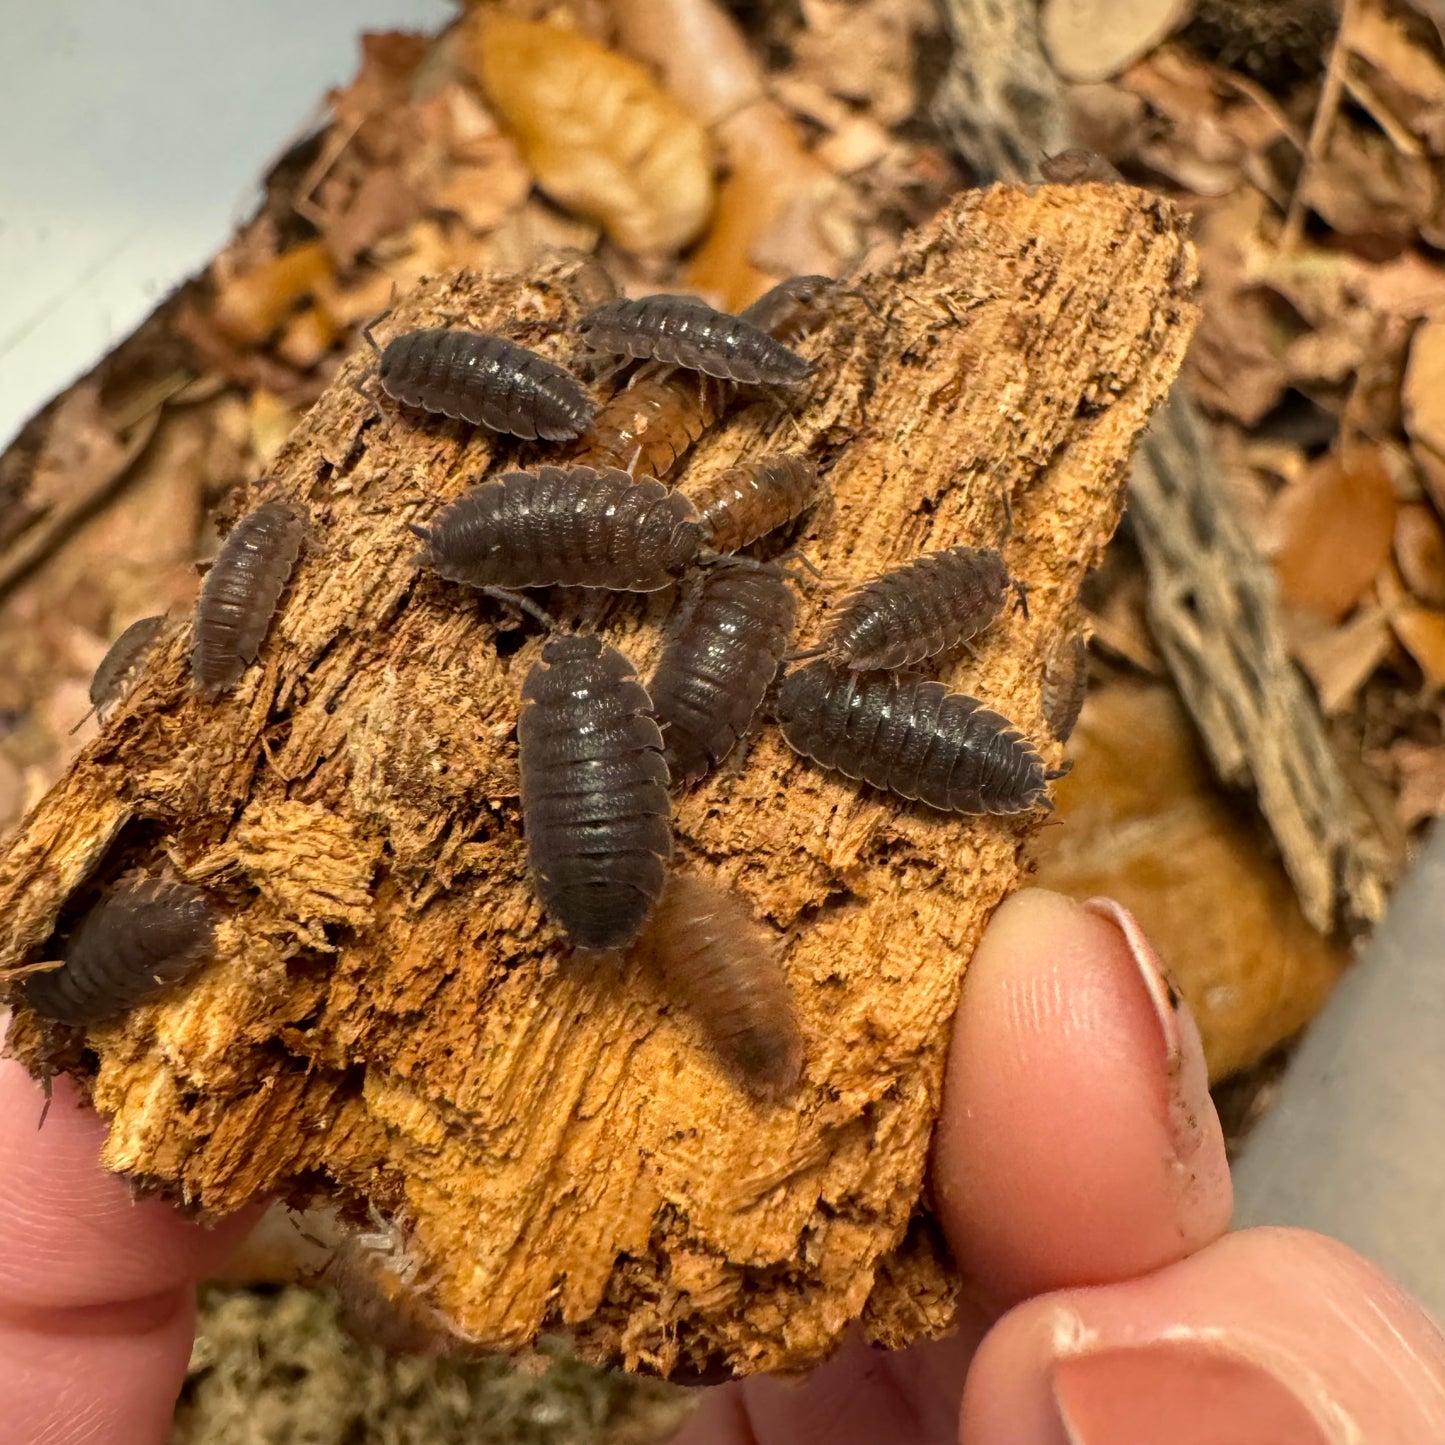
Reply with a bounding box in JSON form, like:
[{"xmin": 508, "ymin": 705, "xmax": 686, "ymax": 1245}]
[
  {"xmin": 791, "ymin": 0, "xmax": 939, "ymax": 125},
  {"xmin": 1286, "ymin": 605, "xmax": 1395, "ymax": 714},
  {"xmin": 1270, "ymin": 448, "xmax": 1398, "ymax": 622},
  {"xmin": 1394, "ymin": 501, "xmax": 1445, "ymax": 606},
  {"xmin": 1404, "ymin": 318, "xmax": 1445, "ymax": 459},
  {"xmin": 432, "ymin": 142, "xmax": 533, "ymax": 235},
  {"xmin": 324, "ymin": 167, "xmax": 425, "ymax": 267},
  {"xmin": 468, "ymin": 17, "xmax": 715, "ymax": 254},
  {"xmin": 1032, "ymin": 682, "xmax": 1347, "ymax": 1081},
  {"xmin": 1301, "ymin": 118, "xmax": 1437, "ymax": 243},
  {"xmin": 1392, "ymin": 739, "xmax": 1445, "ymax": 827},
  {"xmin": 209, "ymin": 242, "xmax": 335, "ymax": 347},
  {"xmin": 1390, "ymin": 600, "xmax": 1445, "ymax": 686},
  {"xmin": 1347, "ymin": 0, "xmax": 1445, "ymax": 154}
]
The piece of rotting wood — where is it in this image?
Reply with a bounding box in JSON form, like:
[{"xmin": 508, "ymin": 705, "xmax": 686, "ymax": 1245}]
[
  {"xmin": 0, "ymin": 186, "xmax": 1197, "ymax": 1377},
  {"xmin": 1129, "ymin": 394, "xmax": 1390, "ymax": 930}
]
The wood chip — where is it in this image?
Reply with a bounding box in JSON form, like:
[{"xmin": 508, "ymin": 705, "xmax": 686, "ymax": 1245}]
[{"xmin": 1042, "ymin": 0, "xmax": 1194, "ymax": 83}]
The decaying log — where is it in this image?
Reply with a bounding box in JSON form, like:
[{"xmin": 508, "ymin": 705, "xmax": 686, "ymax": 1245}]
[{"xmin": 0, "ymin": 184, "xmax": 1197, "ymax": 1377}]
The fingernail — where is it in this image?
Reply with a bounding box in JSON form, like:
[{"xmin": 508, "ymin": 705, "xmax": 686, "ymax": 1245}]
[
  {"xmin": 1053, "ymin": 1341, "xmax": 1339, "ymax": 1445},
  {"xmin": 1082, "ymin": 897, "xmax": 1211, "ymax": 1169}
]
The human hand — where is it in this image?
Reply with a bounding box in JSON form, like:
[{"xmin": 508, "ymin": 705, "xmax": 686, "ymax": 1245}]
[
  {"xmin": 0, "ymin": 1043, "xmax": 252, "ymax": 1443},
  {"xmin": 674, "ymin": 890, "xmax": 1445, "ymax": 1444}
]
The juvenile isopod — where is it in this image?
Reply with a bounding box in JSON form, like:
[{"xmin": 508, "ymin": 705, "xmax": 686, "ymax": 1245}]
[
  {"xmin": 371, "ymin": 326, "xmax": 597, "ymax": 441},
  {"xmin": 737, "ymin": 275, "xmax": 834, "ymax": 344},
  {"xmin": 517, "ymin": 634, "xmax": 672, "ymax": 951},
  {"xmin": 775, "ymin": 661, "xmax": 1059, "ymax": 815},
  {"xmin": 649, "ymin": 559, "xmax": 796, "ymax": 786},
  {"xmin": 684, "ymin": 454, "xmax": 823, "ymax": 555},
  {"xmin": 577, "ymin": 295, "xmax": 811, "ymax": 385},
  {"xmin": 191, "ymin": 499, "xmax": 305, "ymax": 697},
  {"xmin": 23, "ymin": 878, "xmax": 216, "ymax": 1027},
  {"xmin": 578, "ymin": 362, "xmax": 722, "ymax": 478},
  {"xmin": 412, "ymin": 466, "xmax": 703, "ymax": 594},
  {"xmin": 71, "ymin": 614, "xmax": 166, "ymax": 732},
  {"xmin": 811, "ymin": 545, "xmax": 1018, "ymax": 672},
  {"xmin": 1042, "ymin": 634, "xmax": 1088, "ymax": 743},
  {"xmin": 635, "ymin": 873, "xmax": 803, "ymax": 1101}
]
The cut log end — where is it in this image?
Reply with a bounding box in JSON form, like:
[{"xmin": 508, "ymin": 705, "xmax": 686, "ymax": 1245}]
[{"xmin": 0, "ymin": 183, "xmax": 1198, "ymax": 1377}]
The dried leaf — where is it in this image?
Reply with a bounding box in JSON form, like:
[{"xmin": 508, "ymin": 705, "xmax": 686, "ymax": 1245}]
[
  {"xmin": 1271, "ymin": 448, "xmax": 1397, "ymax": 622},
  {"xmin": 275, "ymin": 305, "xmax": 340, "ymax": 373},
  {"xmin": 1394, "ymin": 501, "xmax": 1445, "ymax": 606},
  {"xmin": 1032, "ymin": 683, "xmax": 1347, "ymax": 1081},
  {"xmin": 1348, "ymin": 0, "xmax": 1445, "ymax": 153},
  {"xmin": 469, "ymin": 17, "xmax": 714, "ymax": 254},
  {"xmin": 791, "ymin": 0, "xmax": 939, "ymax": 126},
  {"xmin": 1390, "ymin": 599, "xmax": 1445, "ymax": 686},
  {"xmin": 1285, "ymin": 605, "xmax": 1395, "ymax": 715},
  {"xmin": 324, "ymin": 167, "xmax": 426, "ymax": 267},
  {"xmin": 210, "ymin": 242, "xmax": 335, "ymax": 347},
  {"xmin": 433, "ymin": 144, "xmax": 533, "ymax": 234},
  {"xmin": 1393, "ymin": 738, "xmax": 1445, "ymax": 826},
  {"xmin": 1301, "ymin": 118, "xmax": 1438, "ymax": 243},
  {"xmin": 1043, "ymin": 0, "xmax": 1194, "ymax": 83},
  {"xmin": 1404, "ymin": 318, "xmax": 1445, "ymax": 460}
]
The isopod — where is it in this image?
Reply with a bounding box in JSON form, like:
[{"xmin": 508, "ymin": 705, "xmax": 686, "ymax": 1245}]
[
  {"xmin": 737, "ymin": 275, "xmax": 834, "ymax": 344},
  {"xmin": 635, "ymin": 874, "xmax": 803, "ymax": 1101},
  {"xmin": 577, "ymin": 295, "xmax": 811, "ymax": 385},
  {"xmin": 191, "ymin": 499, "xmax": 305, "ymax": 696},
  {"xmin": 1041, "ymin": 634, "xmax": 1088, "ymax": 743},
  {"xmin": 412, "ymin": 466, "xmax": 703, "ymax": 594},
  {"xmin": 775, "ymin": 661, "xmax": 1057, "ymax": 815},
  {"xmin": 649, "ymin": 559, "xmax": 796, "ymax": 786},
  {"xmin": 72, "ymin": 614, "xmax": 166, "ymax": 732},
  {"xmin": 815, "ymin": 545, "xmax": 1016, "ymax": 671},
  {"xmin": 372, "ymin": 327, "xmax": 597, "ymax": 441},
  {"xmin": 517, "ymin": 634, "xmax": 672, "ymax": 951},
  {"xmin": 23, "ymin": 878, "xmax": 216, "ymax": 1027},
  {"xmin": 684, "ymin": 453, "xmax": 823, "ymax": 555},
  {"xmin": 578, "ymin": 362, "xmax": 721, "ymax": 478}
]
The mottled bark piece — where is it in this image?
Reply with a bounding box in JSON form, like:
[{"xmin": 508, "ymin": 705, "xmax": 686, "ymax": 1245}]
[{"xmin": 0, "ymin": 186, "xmax": 1197, "ymax": 1377}]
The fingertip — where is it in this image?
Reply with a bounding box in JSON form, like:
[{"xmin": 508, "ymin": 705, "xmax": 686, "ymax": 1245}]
[
  {"xmin": 933, "ymin": 889, "xmax": 1231, "ymax": 1302},
  {"xmin": 0, "ymin": 1053, "xmax": 253, "ymax": 1310},
  {"xmin": 962, "ymin": 1227, "xmax": 1445, "ymax": 1445}
]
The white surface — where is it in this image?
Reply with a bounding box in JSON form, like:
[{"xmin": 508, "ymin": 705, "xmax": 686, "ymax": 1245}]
[{"xmin": 0, "ymin": 0, "xmax": 454, "ymax": 450}]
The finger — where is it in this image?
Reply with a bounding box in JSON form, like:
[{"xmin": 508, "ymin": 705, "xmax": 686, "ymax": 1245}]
[
  {"xmin": 670, "ymin": 1328, "xmax": 980, "ymax": 1445},
  {"xmin": 0, "ymin": 1045, "xmax": 253, "ymax": 1445},
  {"xmin": 931, "ymin": 890, "xmax": 1232, "ymax": 1304},
  {"xmin": 961, "ymin": 1226, "xmax": 1445, "ymax": 1444},
  {"xmin": 0, "ymin": 1057, "xmax": 249, "ymax": 1310}
]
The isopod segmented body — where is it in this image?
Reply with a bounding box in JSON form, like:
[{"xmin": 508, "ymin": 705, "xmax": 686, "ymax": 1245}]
[
  {"xmin": 636, "ymin": 874, "xmax": 803, "ymax": 1101},
  {"xmin": 518, "ymin": 634, "xmax": 672, "ymax": 951},
  {"xmin": 579, "ymin": 363, "xmax": 721, "ymax": 478},
  {"xmin": 577, "ymin": 295, "xmax": 811, "ymax": 385},
  {"xmin": 775, "ymin": 661, "xmax": 1054, "ymax": 815},
  {"xmin": 819, "ymin": 546, "xmax": 1014, "ymax": 671},
  {"xmin": 89, "ymin": 614, "xmax": 165, "ymax": 719},
  {"xmin": 737, "ymin": 275, "xmax": 833, "ymax": 345},
  {"xmin": 23, "ymin": 878, "xmax": 216, "ymax": 1027},
  {"xmin": 377, "ymin": 328, "xmax": 597, "ymax": 441},
  {"xmin": 650, "ymin": 559, "xmax": 796, "ymax": 786},
  {"xmin": 412, "ymin": 466, "xmax": 703, "ymax": 593},
  {"xmin": 191, "ymin": 500, "xmax": 305, "ymax": 697},
  {"xmin": 685, "ymin": 454, "xmax": 822, "ymax": 555},
  {"xmin": 1042, "ymin": 634, "xmax": 1088, "ymax": 743}
]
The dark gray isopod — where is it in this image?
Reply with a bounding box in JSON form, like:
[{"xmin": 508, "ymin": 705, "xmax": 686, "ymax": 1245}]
[
  {"xmin": 775, "ymin": 661, "xmax": 1057, "ymax": 815},
  {"xmin": 377, "ymin": 328, "xmax": 597, "ymax": 441},
  {"xmin": 517, "ymin": 634, "xmax": 672, "ymax": 951},
  {"xmin": 23, "ymin": 878, "xmax": 216, "ymax": 1027}
]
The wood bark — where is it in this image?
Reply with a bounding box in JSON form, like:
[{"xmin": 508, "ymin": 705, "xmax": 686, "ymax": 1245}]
[{"xmin": 0, "ymin": 184, "xmax": 1197, "ymax": 1377}]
